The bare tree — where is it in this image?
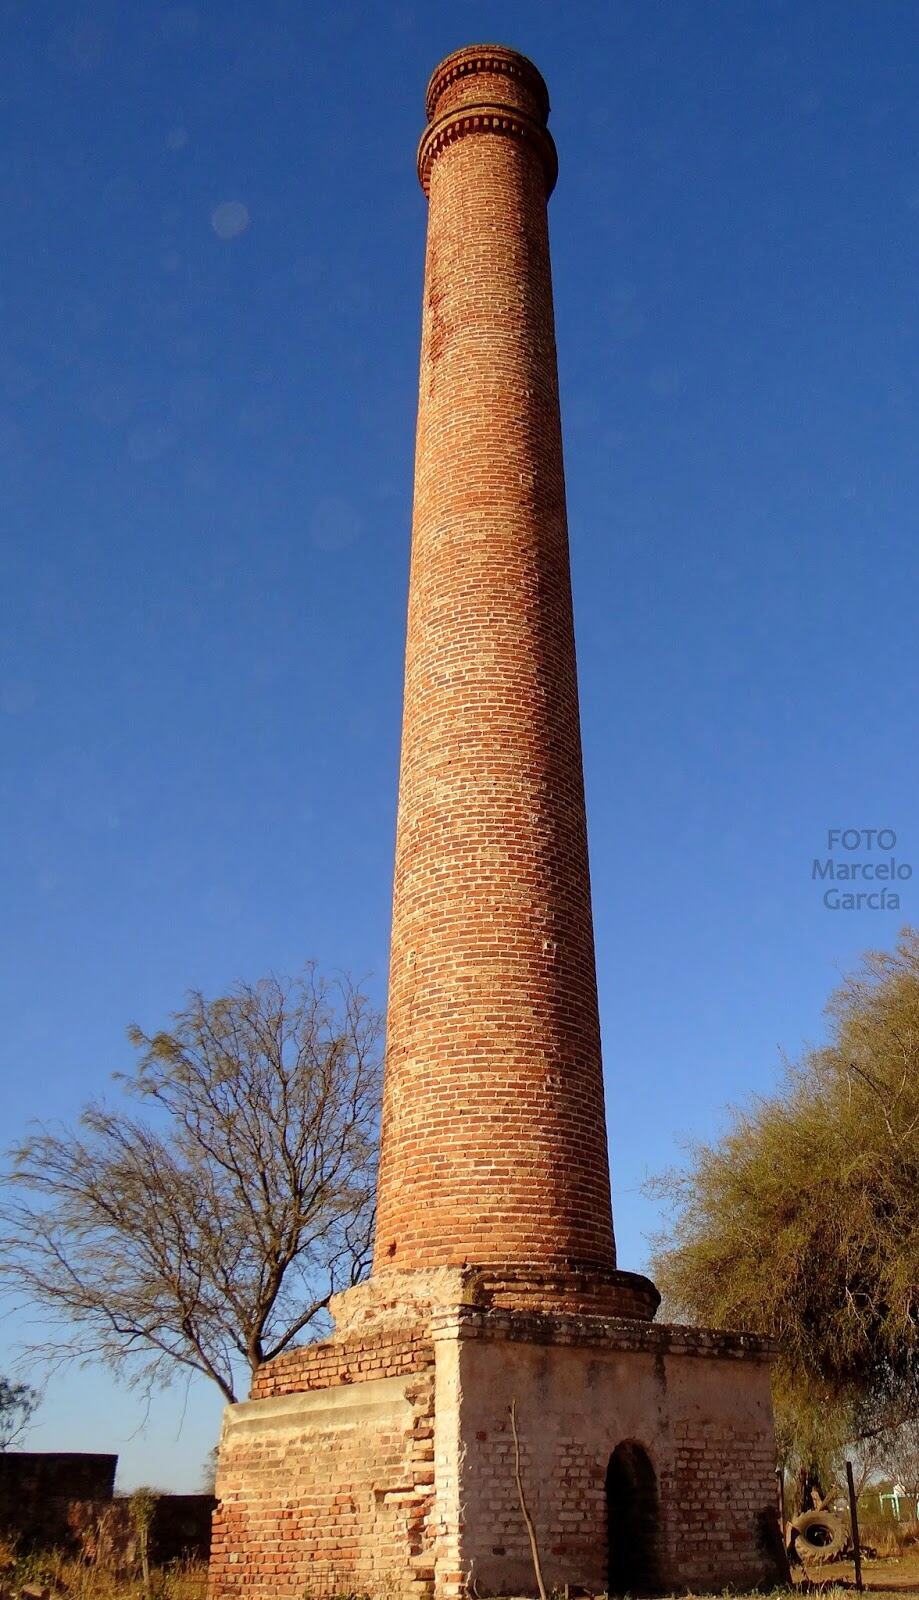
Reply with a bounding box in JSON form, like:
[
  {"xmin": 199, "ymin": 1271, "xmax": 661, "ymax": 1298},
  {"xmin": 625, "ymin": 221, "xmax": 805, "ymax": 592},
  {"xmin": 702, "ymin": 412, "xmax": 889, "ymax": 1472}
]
[
  {"xmin": 0, "ymin": 968, "xmax": 382, "ymax": 1403},
  {"xmin": 0, "ymin": 1376, "xmax": 39, "ymax": 1449}
]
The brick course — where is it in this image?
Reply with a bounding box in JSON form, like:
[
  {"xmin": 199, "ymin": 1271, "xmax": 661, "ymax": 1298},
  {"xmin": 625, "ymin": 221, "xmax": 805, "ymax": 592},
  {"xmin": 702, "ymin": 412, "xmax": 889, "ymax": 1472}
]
[{"xmin": 250, "ymin": 1328, "xmax": 435, "ymax": 1400}]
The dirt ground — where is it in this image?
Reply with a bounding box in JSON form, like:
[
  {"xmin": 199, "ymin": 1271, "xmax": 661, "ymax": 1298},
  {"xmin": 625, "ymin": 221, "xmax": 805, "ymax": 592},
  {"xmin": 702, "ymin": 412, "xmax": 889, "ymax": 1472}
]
[{"xmin": 799, "ymin": 1549, "xmax": 919, "ymax": 1592}]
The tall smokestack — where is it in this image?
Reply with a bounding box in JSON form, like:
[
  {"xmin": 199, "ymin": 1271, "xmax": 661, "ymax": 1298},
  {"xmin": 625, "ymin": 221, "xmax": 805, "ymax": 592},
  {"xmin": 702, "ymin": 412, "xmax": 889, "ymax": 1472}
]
[
  {"xmin": 374, "ymin": 45, "xmax": 644, "ymax": 1308},
  {"xmin": 208, "ymin": 53, "xmax": 783, "ymax": 1600}
]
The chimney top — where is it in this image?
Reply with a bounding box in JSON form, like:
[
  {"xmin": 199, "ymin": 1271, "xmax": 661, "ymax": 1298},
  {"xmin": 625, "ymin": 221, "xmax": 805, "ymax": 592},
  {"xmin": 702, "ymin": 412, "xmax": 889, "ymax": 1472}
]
[
  {"xmin": 424, "ymin": 43, "xmax": 551, "ymax": 124},
  {"xmin": 418, "ymin": 43, "xmax": 557, "ymax": 197}
]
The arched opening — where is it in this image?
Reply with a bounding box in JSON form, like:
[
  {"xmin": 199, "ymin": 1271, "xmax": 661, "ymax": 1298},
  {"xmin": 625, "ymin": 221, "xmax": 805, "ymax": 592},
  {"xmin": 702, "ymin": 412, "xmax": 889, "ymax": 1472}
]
[{"xmin": 606, "ymin": 1440, "xmax": 660, "ymax": 1595}]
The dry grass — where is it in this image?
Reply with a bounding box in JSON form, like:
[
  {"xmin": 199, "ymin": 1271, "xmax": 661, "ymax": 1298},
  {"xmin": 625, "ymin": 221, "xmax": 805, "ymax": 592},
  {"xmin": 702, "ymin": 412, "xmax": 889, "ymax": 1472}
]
[
  {"xmin": 0, "ymin": 1543, "xmax": 917, "ymax": 1600},
  {"xmin": 0, "ymin": 1540, "xmax": 206, "ymax": 1600},
  {"xmin": 857, "ymin": 1516, "xmax": 919, "ymax": 1562}
]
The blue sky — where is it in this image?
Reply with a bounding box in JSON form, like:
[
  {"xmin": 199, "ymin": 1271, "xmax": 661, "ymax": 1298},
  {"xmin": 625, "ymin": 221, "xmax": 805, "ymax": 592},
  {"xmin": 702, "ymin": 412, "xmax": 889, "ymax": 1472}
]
[{"xmin": 2, "ymin": 0, "xmax": 918, "ymax": 1490}]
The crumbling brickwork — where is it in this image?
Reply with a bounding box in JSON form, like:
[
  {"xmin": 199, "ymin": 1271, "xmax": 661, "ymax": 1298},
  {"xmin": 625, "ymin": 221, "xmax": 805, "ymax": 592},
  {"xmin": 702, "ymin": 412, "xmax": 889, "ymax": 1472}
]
[
  {"xmin": 669, "ymin": 1419, "xmax": 779, "ymax": 1587},
  {"xmin": 249, "ymin": 1327, "xmax": 435, "ymax": 1399},
  {"xmin": 209, "ymin": 1329, "xmax": 438, "ymax": 1600}
]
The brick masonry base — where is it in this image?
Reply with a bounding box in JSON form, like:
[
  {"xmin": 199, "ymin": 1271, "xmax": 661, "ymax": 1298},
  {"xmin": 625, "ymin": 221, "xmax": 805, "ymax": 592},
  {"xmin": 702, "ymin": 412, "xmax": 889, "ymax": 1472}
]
[{"xmin": 208, "ymin": 1283, "xmax": 784, "ymax": 1599}]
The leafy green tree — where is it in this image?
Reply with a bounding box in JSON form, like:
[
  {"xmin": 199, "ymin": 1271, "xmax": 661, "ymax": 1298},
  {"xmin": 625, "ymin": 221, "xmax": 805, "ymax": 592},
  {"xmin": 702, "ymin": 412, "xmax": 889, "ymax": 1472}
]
[
  {"xmin": 0, "ymin": 969, "xmax": 382, "ymax": 1403},
  {"xmin": 649, "ymin": 929, "xmax": 919, "ymax": 1460}
]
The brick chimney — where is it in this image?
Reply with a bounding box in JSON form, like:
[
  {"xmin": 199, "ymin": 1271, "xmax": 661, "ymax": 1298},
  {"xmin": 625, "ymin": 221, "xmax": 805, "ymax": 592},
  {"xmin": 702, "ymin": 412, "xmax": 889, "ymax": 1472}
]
[
  {"xmin": 374, "ymin": 46, "xmax": 652, "ymax": 1316},
  {"xmin": 207, "ymin": 53, "xmax": 783, "ymax": 1600}
]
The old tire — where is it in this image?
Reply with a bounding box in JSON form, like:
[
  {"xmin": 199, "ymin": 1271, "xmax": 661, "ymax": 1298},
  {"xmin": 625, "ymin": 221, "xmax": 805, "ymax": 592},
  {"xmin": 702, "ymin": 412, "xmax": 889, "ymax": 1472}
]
[{"xmin": 791, "ymin": 1510, "xmax": 846, "ymax": 1560}]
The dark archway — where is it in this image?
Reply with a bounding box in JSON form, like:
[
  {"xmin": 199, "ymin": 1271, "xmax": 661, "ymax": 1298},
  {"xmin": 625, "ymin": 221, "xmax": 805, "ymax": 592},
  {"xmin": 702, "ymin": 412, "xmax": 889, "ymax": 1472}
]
[{"xmin": 606, "ymin": 1440, "xmax": 660, "ymax": 1595}]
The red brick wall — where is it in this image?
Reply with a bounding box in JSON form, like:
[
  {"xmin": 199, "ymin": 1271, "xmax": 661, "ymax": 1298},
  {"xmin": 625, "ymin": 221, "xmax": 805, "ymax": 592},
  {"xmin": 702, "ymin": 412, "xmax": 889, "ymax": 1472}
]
[
  {"xmin": 250, "ymin": 1327, "xmax": 434, "ymax": 1399},
  {"xmin": 209, "ymin": 1330, "xmax": 437, "ymax": 1599},
  {"xmin": 668, "ymin": 1419, "xmax": 780, "ymax": 1587},
  {"xmin": 375, "ymin": 44, "xmax": 617, "ymax": 1279}
]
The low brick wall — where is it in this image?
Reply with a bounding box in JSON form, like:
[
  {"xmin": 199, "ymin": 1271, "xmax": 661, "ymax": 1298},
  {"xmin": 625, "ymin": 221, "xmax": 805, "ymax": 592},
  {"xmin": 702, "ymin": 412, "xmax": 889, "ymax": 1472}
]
[
  {"xmin": 0, "ymin": 1454, "xmax": 213, "ymax": 1567},
  {"xmin": 150, "ymin": 1496, "xmax": 216, "ymax": 1564},
  {"xmin": 0, "ymin": 1454, "xmax": 116, "ymax": 1551},
  {"xmin": 57, "ymin": 1494, "xmax": 215, "ymax": 1569},
  {"xmin": 210, "ymin": 1326, "xmax": 437, "ymax": 1599}
]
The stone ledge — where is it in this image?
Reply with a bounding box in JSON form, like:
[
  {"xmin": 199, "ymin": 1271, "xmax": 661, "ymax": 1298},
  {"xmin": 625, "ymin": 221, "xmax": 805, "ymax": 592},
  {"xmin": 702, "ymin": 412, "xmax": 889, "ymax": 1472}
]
[
  {"xmin": 428, "ymin": 1304, "xmax": 777, "ymax": 1361},
  {"xmin": 330, "ymin": 1269, "xmax": 475, "ymax": 1334},
  {"xmin": 345, "ymin": 1262, "xmax": 660, "ymax": 1326},
  {"xmin": 221, "ymin": 1375, "xmax": 417, "ymax": 1439}
]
